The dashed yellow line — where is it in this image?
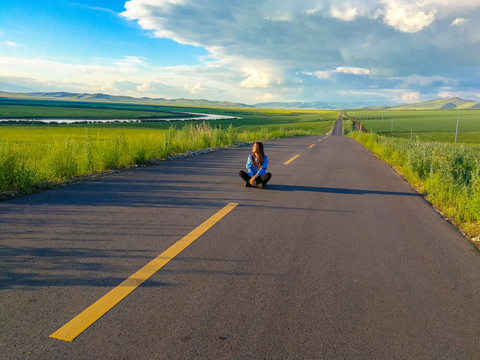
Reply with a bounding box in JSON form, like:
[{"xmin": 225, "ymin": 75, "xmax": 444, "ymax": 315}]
[
  {"xmin": 283, "ymin": 155, "xmax": 300, "ymax": 165},
  {"xmin": 309, "ymin": 144, "xmax": 315, "ymax": 148},
  {"xmin": 50, "ymin": 202, "xmax": 239, "ymax": 342}
]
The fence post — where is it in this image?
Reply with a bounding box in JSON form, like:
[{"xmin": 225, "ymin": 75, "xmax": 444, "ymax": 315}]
[{"xmin": 455, "ymin": 117, "xmax": 459, "ymax": 143}]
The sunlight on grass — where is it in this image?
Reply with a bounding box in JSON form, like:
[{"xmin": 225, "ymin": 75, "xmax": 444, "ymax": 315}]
[{"xmin": 0, "ymin": 108, "xmax": 337, "ymax": 196}]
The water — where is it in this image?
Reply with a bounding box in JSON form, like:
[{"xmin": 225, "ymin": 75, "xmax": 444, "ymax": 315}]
[{"xmin": 0, "ymin": 112, "xmax": 241, "ymax": 124}]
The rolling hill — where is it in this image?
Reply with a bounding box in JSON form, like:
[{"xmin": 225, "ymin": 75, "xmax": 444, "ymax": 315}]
[
  {"xmin": 373, "ymin": 97, "xmax": 480, "ymax": 110},
  {"xmin": 0, "ymin": 91, "xmax": 251, "ymax": 108}
]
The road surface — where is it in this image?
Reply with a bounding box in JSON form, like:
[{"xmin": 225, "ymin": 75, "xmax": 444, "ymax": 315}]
[{"xmin": 2, "ymin": 122, "xmax": 480, "ymax": 359}]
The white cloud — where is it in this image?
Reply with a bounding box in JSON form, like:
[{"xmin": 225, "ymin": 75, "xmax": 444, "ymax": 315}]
[
  {"xmin": 451, "ymin": 17, "xmax": 466, "ymax": 26},
  {"xmin": 256, "ymin": 93, "xmax": 274, "ymax": 101},
  {"xmin": 5, "ymin": 41, "xmax": 17, "ymax": 47},
  {"xmin": 330, "ymin": 6, "xmax": 363, "ymax": 21},
  {"xmin": 312, "ymin": 67, "xmax": 370, "ymax": 79},
  {"xmin": 184, "ymin": 82, "xmax": 202, "ymax": 94},
  {"xmin": 313, "ymin": 71, "xmax": 333, "ymax": 80},
  {"xmin": 438, "ymin": 91, "xmax": 453, "ymax": 98},
  {"xmin": 381, "ymin": 1, "xmax": 436, "ymax": 32},
  {"xmin": 0, "ymin": 55, "xmax": 201, "ymax": 98},
  {"xmin": 402, "ymin": 92, "xmax": 420, "ymax": 102},
  {"xmin": 335, "ymin": 67, "xmax": 370, "ymax": 75},
  {"xmin": 240, "ymin": 69, "xmax": 272, "ymax": 88},
  {"xmin": 3, "ymin": 0, "xmax": 480, "ymax": 104}
]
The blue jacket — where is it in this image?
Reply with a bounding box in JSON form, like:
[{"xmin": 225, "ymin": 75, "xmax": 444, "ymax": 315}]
[{"xmin": 246, "ymin": 155, "xmax": 268, "ymax": 177}]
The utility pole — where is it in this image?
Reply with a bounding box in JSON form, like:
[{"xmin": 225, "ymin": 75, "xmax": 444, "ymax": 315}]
[{"xmin": 455, "ymin": 117, "xmax": 459, "ymax": 143}]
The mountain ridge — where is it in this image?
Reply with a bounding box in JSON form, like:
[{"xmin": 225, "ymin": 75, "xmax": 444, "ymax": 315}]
[
  {"xmin": 366, "ymin": 97, "xmax": 480, "ymax": 110},
  {"xmin": 0, "ymin": 91, "xmax": 252, "ymax": 108},
  {"xmin": 1, "ymin": 91, "xmax": 479, "ymax": 110}
]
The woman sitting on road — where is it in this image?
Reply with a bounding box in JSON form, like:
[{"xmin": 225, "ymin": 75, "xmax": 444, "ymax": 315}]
[{"xmin": 239, "ymin": 142, "xmax": 272, "ymax": 188}]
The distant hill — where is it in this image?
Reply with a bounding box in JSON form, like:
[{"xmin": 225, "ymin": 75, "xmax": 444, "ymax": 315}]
[
  {"xmin": 369, "ymin": 97, "xmax": 480, "ymax": 110},
  {"xmin": 2, "ymin": 91, "xmax": 478, "ymax": 111},
  {"xmin": 0, "ymin": 91, "xmax": 252, "ymax": 108},
  {"xmin": 254, "ymin": 100, "xmax": 388, "ymax": 110},
  {"xmin": 256, "ymin": 97, "xmax": 480, "ymax": 110}
]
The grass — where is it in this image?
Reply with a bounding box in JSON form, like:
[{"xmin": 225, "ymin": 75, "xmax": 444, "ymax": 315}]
[
  {"xmin": 0, "ymin": 99, "xmax": 198, "ymax": 119},
  {"xmin": 345, "ymin": 109, "xmax": 480, "ymax": 139},
  {"xmin": 382, "ymin": 131, "xmax": 480, "ymax": 145},
  {"xmin": 0, "ymin": 104, "xmax": 338, "ymax": 196},
  {"xmin": 348, "ymin": 132, "xmax": 480, "ymax": 238}
]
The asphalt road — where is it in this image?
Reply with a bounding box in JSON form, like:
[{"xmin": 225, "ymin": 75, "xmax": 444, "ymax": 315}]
[{"xmin": 2, "ymin": 122, "xmax": 480, "ymax": 359}]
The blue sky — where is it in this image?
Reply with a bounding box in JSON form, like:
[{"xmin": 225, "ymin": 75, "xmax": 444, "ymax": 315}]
[{"xmin": 1, "ymin": 0, "xmax": 479, "ymax": 105}]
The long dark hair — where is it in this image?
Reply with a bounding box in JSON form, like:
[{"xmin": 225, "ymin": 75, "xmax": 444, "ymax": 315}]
[{"xmin": 253, "ymin": 142, "xmax": 265, "ymax": 167}]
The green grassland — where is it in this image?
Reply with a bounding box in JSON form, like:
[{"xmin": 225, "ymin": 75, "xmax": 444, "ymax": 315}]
[
  {"xmin": 345, "ymin": 109, "xmax": 480, "ymax": 144},
  {"xmin": 0, "ymin": 98, "xmax": 198, "ymax": 120},
  {"xmin": 0, "ymin": 99, "xmax": 337, "ymax": 196}
]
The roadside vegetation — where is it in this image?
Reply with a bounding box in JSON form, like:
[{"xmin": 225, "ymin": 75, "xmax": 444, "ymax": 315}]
[
  {"xmin": 0, "ymin": 102, "xmax": 336, "ymax": 196},
  {"xmin": 345, "ymin": 109, "xmax": 480, "ymax": 238},
  {"xmin": 346, "ymin": 109, "xmax": 480, "ymax": 144}
]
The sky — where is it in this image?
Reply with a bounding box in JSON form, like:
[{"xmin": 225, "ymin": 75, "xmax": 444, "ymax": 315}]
[{"xmin": 1, "ymin": 0, "xmax": 479, "ymax": 105}]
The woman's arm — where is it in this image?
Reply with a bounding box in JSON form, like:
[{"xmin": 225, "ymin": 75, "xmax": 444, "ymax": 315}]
[
  {"xmin": 249, "ymin": 156, "xmax": 268, "ymax": 185},
  {"xmin": 246, "ymin": 155, "xmax": 256, "ymax": 177},
  {"xmin": 256, "ymin": 156, "xmax": 268, "ymax": 177}
]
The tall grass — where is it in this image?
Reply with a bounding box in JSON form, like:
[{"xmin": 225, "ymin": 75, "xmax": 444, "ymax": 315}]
[
  {"xmin": 349, "ymin": 132, "xmax": 480, "ymax": 238},
  {"xmin": 0, "ymin": 122, "xmax": 318, "ymax": 196}
]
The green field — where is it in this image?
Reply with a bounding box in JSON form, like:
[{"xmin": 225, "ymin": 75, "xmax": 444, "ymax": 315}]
[
  {"xmin": 345, "ymin": 109, "xmax": 480, "ymax": 144},
  {"xmin": 0, "ymin": 99, "xmax": 337, "ymax": 195},
  {"xmin": 0, "ymin": 98, "xmax": 203, "ymax": 120}
]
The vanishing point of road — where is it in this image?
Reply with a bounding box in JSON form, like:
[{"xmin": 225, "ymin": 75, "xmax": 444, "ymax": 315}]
[{"xmin": 2, "ymin": 118, "xmax": 480, "ymax": 359}]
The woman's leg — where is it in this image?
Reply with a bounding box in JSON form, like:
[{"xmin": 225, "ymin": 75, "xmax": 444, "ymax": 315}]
[
  {"xmin": 239, "ymin": 170, "xmax": 254, "ymax": 187},
  {"xmin": 260, "ymin": 172, "xmax": 272, "ymax": 186}
]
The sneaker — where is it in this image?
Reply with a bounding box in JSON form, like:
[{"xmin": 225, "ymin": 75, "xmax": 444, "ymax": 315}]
[{"xmin": 245, "ymin": 182, "xmax": 254, "ymax": 188}]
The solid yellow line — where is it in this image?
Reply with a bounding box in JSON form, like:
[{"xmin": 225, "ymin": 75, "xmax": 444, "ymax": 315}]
[
  {"xmin": 283, "ymin": 155, "xmax": 300, "ymax": 165},
  {"xmin": 50, "ymin": 202, "xmax": 239, "ymax": 342},
  {"xmin": 309, "ymin": 144, "xmax": 315, "ymax": 148}
]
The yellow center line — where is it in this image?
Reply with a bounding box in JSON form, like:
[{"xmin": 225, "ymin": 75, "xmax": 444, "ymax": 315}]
[
  {"xmin": 50, "ymin": 202, "xmax": 239, "ymax": 342},
  {"xmin": 309, "ymin": 144, "xmax": 315, "ymax": 148},
  {"xmin": 283, "ymin": 155, "xmax": 300, "ymax": 165}
]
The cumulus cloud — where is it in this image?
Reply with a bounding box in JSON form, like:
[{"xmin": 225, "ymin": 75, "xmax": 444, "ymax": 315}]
[
  {"xmin": 240, "ymin": 69, "xmax": 273, "ymax": 88},
  {"xmin": 381, "ymin": 1, "xmax": 436, "ymax": 33},
  {"xmin": 184, "ymin": 82, "xmax": 202, "ymax": 94},
  {"xmin": 330, "ymin": 6, "xmax": 364, "ymax": 21},
  {"xmin": 451, "ymin": 17, "xmax": 466, "ymax": 26},
  {"xmin": 3, "ymin": 0, "xmax": 480, "ymax": 104},
  {"xmin": 0, "ymin": 55, "xmax": 205, "ymax": 99},
  {"xmin": 122, "ymin": 0, "xmax": 480, "ymax": 75},
  {"xmin": 402, "ymin": 92, "xmax": 420, "ymax": 102}
]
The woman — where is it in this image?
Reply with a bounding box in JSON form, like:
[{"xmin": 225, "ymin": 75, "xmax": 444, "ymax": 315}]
[{"xmin": 239, "ymin": 142, "xmax": 272, "ymax": 188}]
